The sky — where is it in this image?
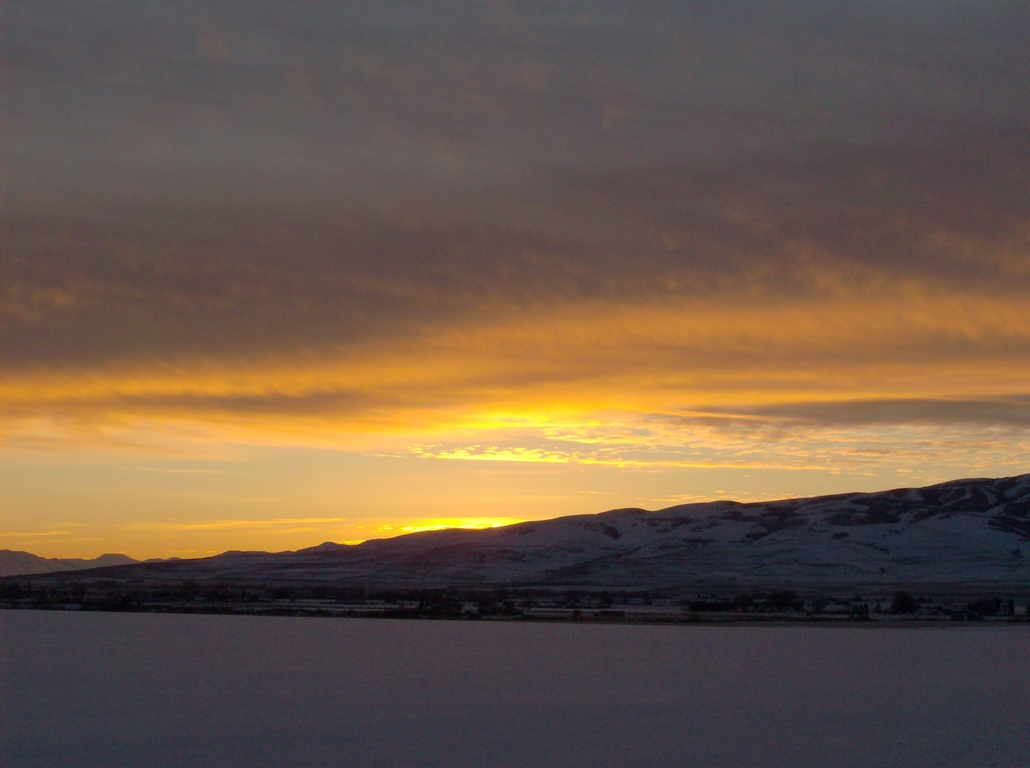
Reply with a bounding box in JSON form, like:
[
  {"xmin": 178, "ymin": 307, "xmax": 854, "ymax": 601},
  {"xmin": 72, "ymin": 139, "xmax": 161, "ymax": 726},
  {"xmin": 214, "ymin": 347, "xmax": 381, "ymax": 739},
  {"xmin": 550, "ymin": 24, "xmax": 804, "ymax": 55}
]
[{"xmin": 3, "ymin": 1, "xmax": 1029, "ymax": 559}]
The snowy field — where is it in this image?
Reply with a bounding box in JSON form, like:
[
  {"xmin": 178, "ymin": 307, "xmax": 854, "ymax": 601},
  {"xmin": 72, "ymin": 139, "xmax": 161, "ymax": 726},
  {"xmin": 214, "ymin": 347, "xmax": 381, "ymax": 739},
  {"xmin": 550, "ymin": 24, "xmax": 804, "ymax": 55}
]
[{"xmin": 2, "ymin": 611, "xmax": 1029, "ymax": 768}]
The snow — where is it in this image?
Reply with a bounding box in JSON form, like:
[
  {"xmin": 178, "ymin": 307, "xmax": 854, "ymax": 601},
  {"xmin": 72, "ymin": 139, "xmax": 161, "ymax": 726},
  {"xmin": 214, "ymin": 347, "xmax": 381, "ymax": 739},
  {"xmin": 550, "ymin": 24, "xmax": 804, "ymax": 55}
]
[
  {"xmin": 7, "ymin": 474, "xmax": 1029, "ymax": 586},
  {"xmin": 2, "ymin": 610, "xmax": 1028, "ymax": 768}
]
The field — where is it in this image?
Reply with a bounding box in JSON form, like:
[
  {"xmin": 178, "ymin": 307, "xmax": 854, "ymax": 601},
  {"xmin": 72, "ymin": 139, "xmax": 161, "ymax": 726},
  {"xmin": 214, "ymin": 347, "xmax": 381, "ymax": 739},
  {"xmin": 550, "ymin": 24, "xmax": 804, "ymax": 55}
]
[{"xmin": 2, "ymin": 610, "xmax": 1028, "ymax": 767}]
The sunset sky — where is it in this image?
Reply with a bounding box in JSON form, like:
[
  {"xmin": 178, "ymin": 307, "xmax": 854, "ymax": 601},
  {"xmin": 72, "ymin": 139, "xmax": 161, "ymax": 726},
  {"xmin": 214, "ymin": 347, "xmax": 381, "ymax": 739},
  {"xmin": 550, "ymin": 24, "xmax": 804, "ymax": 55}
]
[{"xmin": 3, "ymin": 1, "xmax": 1029, "ymax": 559}]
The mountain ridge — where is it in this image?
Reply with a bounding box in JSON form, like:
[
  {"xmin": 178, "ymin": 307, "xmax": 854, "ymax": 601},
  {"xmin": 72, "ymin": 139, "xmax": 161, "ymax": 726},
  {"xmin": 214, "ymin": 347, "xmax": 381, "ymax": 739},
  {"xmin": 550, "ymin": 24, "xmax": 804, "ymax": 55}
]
[
  {"xmin": 0, "ymin": 551, "xmax": 139, "ymax": 578},
  {"xmin": 8, "ymin": 473, "xmax": 1027, "ymax": 588}
]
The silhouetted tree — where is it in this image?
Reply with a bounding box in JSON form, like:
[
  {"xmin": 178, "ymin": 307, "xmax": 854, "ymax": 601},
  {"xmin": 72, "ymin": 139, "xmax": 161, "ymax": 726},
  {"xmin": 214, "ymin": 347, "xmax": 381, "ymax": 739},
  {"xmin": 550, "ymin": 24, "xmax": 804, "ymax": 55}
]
[{"xmin": 890, "ymin": 591, "xmax": 919, "ymax": 614}]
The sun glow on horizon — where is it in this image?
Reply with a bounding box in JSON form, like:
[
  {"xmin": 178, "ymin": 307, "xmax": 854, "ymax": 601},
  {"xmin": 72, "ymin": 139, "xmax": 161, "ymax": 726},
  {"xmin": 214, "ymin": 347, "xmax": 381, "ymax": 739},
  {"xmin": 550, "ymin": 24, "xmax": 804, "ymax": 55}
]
[{"xmin": 387, "ymin": 517, "xmax": 527, "ymax": 535}]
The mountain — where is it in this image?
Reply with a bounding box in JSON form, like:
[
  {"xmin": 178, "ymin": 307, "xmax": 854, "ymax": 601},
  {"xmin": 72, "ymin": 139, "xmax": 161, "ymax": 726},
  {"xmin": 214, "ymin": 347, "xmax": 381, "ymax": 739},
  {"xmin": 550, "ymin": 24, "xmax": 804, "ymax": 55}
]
[
  {"xmin": 23, "ymin": 473, "xmax": 1029, "ymax": 590},
  {"xmin": 0, "ymin": 551, "xmax": 138, "ymax": 578}
]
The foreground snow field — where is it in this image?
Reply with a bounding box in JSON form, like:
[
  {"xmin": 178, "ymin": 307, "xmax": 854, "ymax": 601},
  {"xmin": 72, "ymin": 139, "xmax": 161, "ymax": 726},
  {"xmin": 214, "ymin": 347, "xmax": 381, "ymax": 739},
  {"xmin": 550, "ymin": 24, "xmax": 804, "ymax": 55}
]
[{"xmin": 2, "ymin": 611, "xmax": 1028, "ymax": 768}]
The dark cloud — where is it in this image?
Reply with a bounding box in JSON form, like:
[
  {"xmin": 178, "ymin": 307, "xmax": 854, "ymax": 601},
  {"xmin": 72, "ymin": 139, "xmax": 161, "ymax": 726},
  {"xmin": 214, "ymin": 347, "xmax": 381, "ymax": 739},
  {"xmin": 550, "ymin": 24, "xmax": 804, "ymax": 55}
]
[
  {"xmin": 8, "ymin": 1, "xmax": 1027, "ymax": 193},
  {"xmin": 6, "ymin": 124, "xmax": 1028, "ymax": 371},
  {"xmin": 3, "ymin": 1, "xmax": 1029, "ymax": 377},
  {"xmin": 674, "ymin": 396, "xmax": 1030, "ymax": 429},
  {"xmin": 549, "ymin": 125, "xmax": 1030, "ymax": 292}
]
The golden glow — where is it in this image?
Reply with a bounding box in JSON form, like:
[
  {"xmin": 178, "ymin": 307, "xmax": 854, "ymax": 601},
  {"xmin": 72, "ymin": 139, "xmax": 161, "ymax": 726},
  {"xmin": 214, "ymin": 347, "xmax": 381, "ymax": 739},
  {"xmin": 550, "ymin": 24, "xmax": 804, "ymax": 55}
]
[
  {"xmin": 410, "ymin": 445, "xmax": 572, "ymax": 463},
  {"xmin": 5, "ymin": 277, "xmax": 1030, "ymax": 558},
  {"xmin": 5, "ymin": 282, "xmax": 1030, "ymax": 447},
  {"xmin": 119, "ymin": 517, "xmax": 351, "ymax": 532},
  {"xmin": 390, "ymin": 517, "xmax": 526, "ymax": 535}
]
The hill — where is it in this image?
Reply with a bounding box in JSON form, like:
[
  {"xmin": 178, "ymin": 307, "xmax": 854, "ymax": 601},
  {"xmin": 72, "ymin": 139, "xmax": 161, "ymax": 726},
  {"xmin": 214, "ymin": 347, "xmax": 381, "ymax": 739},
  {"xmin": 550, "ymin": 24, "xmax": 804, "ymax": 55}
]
[
  {"xmin": 15, "ymin": 473, "xmax": 1028, "ymax": 591},
  {"xmin": 0, "ymin": 551, "xmax": 138, "ymax": 578}
]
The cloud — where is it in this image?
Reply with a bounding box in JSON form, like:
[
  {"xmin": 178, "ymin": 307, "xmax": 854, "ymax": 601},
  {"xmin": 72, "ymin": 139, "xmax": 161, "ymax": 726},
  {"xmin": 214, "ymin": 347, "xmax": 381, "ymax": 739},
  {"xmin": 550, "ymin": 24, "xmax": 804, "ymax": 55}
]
[
  {"xmin": 5, "ymin": 123, "xmax": 1028, "ymax": 374},
  {"xmin": 682, "ymin": 396, "xmax": 1030, "ymax": 429},
  {"xmin": 3, "ymin": 281, "xmax": 1030, "ymax": 455},
  {"xmin": 3, "ymin": 1, "xmax": 1029, "ymax": 470}
]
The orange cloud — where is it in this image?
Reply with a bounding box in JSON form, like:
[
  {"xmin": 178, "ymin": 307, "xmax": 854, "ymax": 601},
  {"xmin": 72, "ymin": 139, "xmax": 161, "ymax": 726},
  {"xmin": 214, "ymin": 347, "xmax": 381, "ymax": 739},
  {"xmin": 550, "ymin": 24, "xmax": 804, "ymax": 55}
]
[{"xmin": 3, "ymin": 278, "xmax": 1029, "ymax": 461}]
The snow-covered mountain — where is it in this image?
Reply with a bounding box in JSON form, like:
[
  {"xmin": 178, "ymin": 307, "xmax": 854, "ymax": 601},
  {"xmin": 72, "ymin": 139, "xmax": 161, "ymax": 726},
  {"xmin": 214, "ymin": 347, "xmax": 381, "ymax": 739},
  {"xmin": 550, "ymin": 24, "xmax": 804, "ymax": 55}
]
[
  {"xmin": 79, "ymin": 473, "xmax": 1029, "ymax": 589},
  {"xmin": 0, "ymin": 551, "xmax": 138, "ymax": 578}
]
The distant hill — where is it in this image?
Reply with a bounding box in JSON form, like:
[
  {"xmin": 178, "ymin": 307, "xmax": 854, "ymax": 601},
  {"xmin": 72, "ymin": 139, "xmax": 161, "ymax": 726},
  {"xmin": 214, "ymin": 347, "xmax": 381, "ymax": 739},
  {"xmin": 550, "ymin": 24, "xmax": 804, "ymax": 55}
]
[
  {"xmin": 0, "ymin": 551, "xmax": 138, "ymax": 578},
  {"xmin": 14, "ymin": 473, "xmax": 1029, "ymax": 590}
]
